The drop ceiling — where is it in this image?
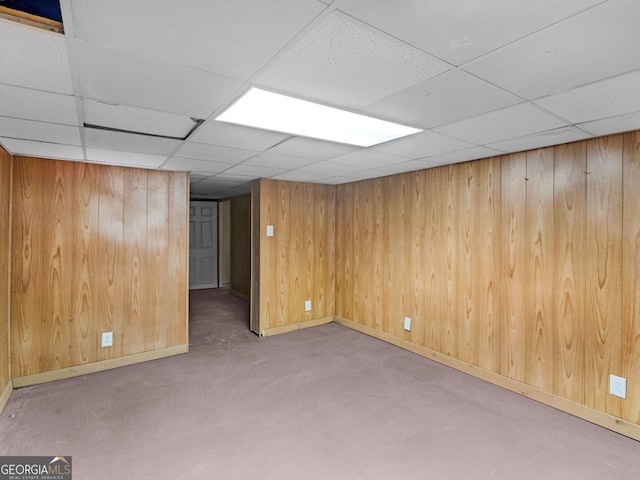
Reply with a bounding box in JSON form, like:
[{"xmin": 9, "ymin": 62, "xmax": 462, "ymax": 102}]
[{"xmin": 1, "ymin": 0, "xmax": 639, "ymax": 199}]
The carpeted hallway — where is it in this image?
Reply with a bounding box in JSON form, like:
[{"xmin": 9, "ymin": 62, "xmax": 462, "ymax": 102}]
[{"xmin": 1, "ymin": 288, "xmax": 639, "ymax": 479}]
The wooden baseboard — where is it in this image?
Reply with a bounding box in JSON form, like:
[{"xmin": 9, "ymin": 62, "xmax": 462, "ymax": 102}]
[
  {"xmin": 260, "ymin": 316, "xmax": 334, "ymax": 337},
  {"xmin": 12, "ymin": 344, "xmax": 189, "ymax": 388},
  {"xmin": 230, "ymin": 289, "xmax": 250, "ymax": 301},
  {"xmin": 0, "ymin": 380, "xmax": 12, "ymax": 414},
  {"xmin": 334, "ymin": 316, "xmax": 640, "ymax": 442}
]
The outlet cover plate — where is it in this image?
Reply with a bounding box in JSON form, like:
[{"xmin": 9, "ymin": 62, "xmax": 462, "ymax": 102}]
[
  {"xmin": 305, "ymin": 300, "xmax": 312, "ymax": 312},
  {"xmin": 404, "ymin": 317, "xmax": 411, "ymax": 331},
  {"xmin": 610, "ymin": 374, "xmax": 627, "ymax": 399},
  {"xmin": 101, "ymin": 331, "xmax": 113, "ymax": 348}
]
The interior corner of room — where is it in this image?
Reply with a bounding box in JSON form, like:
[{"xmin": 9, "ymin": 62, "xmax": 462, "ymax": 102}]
[
  {"xmin": 2, "ymin": 0, "xmax": 640, "ymax": 451},
  {"xmin": 3, "ymin": 132, "xmax": 640, "ymax": 441}
]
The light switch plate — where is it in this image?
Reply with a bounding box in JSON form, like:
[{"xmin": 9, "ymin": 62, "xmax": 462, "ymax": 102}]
[
  {"xmin": 101, "ymin": 331, "xmax": 113, "ymax": 348},
  {"xmin": 610, "ymin": 374, "xmax": 627, "ymax": 399}
]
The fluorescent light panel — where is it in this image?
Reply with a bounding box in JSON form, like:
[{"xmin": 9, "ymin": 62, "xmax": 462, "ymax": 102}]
[{"xmin": 215, "ymin": 88, "xmax": 421, "ymax": 147}]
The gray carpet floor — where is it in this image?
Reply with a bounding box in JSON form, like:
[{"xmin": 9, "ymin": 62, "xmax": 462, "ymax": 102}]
[{"xmin": 1, "ymin": 287, "xmax": 639, "ymax": 479}]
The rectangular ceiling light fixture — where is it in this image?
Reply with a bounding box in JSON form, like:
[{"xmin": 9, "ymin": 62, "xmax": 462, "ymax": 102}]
[{"xmin": 215, "ymin": 87, "xmax": 421, "ymax": 147}]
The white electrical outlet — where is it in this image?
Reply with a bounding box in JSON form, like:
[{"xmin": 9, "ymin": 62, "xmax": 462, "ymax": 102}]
[
  {"xmin": 610, "ymin": 374, "xmax": 627, "ymax": 399},
  {"xmin": 266, "ymin": 225, "xmax": 274, "ymax": 237},
  {"xmin": 404, "ymin": 317, "xmax": 411, "ymax": 331},
  {"xmin": 101, "ymin": 332, "xmax": 113, "ymax": 348},
  {"xmin": 305, "ymin": 300, "xmax": 312, "ymax": 312}
]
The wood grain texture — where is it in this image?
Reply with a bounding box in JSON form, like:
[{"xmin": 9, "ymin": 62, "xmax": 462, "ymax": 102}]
[
  {"xmin": 585, "ymin": 135, "xmax": 623, "ymax": 417},
  {"xmin": 524, "ymin": 147, "xmax": 555, "ymax": 392},
  {"xmin": 72, "ymin": 162, "xmax": 99, "ymax": 365},
  {"xmin": 442, "ymin": 165, "xmax": 458, "ymax": 358},
  {"xmin": 122, "ymin": 168, "xmax": 147, "ymax": 356},
  {"xmin": 11, "ymin": 157, "xmax": 43, "ymax": 377},
  {"xmin": 622, "ymin": 131, "xmax": 640, "ymax": 423},
  {"xmin": 0, "ymin": 147, "xmax": 11, "ymax": 391},
  {"xmin": 168, "ymin": 172, "xmax": 189, "ymax": 346},
  {"xmin": 500, "ymin": 153, "xmax": 527, "ymax": 381},
  {"xmin": 386, "ymin": 175, "xmax": 407, "ymax": 339},
  {"xmin": 474, "ymin": 158, "xmax": 500, "ymax": 372},
  {"xmin": 96, "ymin": 165, "xmax": 124, "ymax": 360},
  {"xmin": 230, "ymin": 194, "xmax": 251, "ymax": 299},
  {"xmin": 423, "ymin": 168, "xmax": 444, "ymax": 353},
  {"xmin": 407, "ymin": 171, "xmax": 428, "ymax": 347},
  {"xmin": 335, "ymin": 182, "xmax": 354, "ymax": 322},
  {"xmin": 353, "ymin": 180, "xmax": 375, "ymax": 330},
  {"xmin": 553, "ymin": 142, "xmax": 586, "ymax": 403},
  {"xmin": 11, "ymin": 157, "xmax": 188, "ymax": 378},
  {"xmin": 263, "ymin": 130, "xmax": 640, "ymax": 429},
  {"xmin": 257, "ymin": 179, "xmax": 335, "ymax": 331},
  {"xmin": 146, "ymin": 171, "xmax": 170, "ymax": 351},
  {"xmin": 40, "ymin": 160, "xmax": 73, "ymax": 371}
]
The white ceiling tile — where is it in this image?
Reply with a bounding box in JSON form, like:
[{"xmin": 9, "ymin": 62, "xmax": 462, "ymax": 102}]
[
  {"xmin": 319, "ymin": 177, "xmax": 356, "ymax": 185},
  {"xmin": 487, "ymin": 126, "xmax": 593, "ymax": 153},
  {"xmin": 328, "ymin": 150, "xmax": 410, "ymax": 169},
  {"xmin": 266, "ymin": 137, "xmax": 360, "ymax": 160},
  {"xmin": 243, "ymin": 153, "xmax": 318, "ymax": 170},
  {"xmin": 363, "ymin": 70, "xmax": 521, "ymax": 129},
  {"xmin": 162, "ymin": 157, "xmax": 232, "ymax": 174},
  {"xmin": 86, "ymin": 149, "xmax": 167, "ymax": 168},
  {"xmin": 296, "ymin": 161, "xmax": 366, "ymax": 177},
  {"xmin": 175, "ymin": 142, "xmax": 257, "ymax": 164},
  {"xmin": 189, "ymin": 173, "xmax": 210, "ymax": 181},
  {"xmin": 271, "ymin": 171, "xmax": 332, "ymax": 182},
  {"xmin": 256, "ymin": 13, "xmax": 449, "ymax": 109},
  {"xmin": 339, "ymin": 169, "xmax": 390, "ymax": 181},
  {"xmin": 0, "ymin": 85, "xmax": 77, "ymax": 125},
  {"xmin": 422, "ymin": 146, "xmax": 505, "ymax": 165},
  {"xmin": 73, "ymin": 40, "xmax": 243, "ymax": 118},
  {"xmin": 83, "ymin": 99, "xmax": 198, "ymax": 138},
  {"xmin": 70, "ymin": 0, "xmax": 325, "ymax": 80},
  {"xmin": 0, "ymin": 18, "xmax": 73, "ymax": 94},
  {"xmin": 371, "ymin": 131, "xmax": 474, "ymax": 159},
  {"xmin": 190, "ymin": 121, "xmax": 288, "ymax": 150},
  {"xmin": 83, "ymin": 129, "xmax": 181, "ymax": 155},
  {"xmin": 463, "ymin": 0, "xmax": 640, "ymax": 99},
  {"xmin": 0, "ymin": 117, "xmax": 81, "ymax": 145},
  {"xmin": 0, "ymin": 137, "xmax": 84, "ymax": 161},
  {"xmin": 579, "ymin": 111, "xmax": 640, "ymax": 137},
  {"xmin": 433, "ymin": 103, "xmax": 568, "ymax": 145},
  {"xmin": 534, "ymin": 70, "xmax": 640, "ymax": 124},
  {"xmin": 376, "ymin": 159, "xmax": 440, "ymax": 174},
  {"xmin": 223, "ymin": 164, "xmax": 286, "ymax": 178},
  {"xmin": 339, "ymin": 0, "xmax": 605, "ymax": 66}
]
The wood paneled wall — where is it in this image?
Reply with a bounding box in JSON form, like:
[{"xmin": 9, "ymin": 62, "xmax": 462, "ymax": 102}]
[
  {"xmin": 255, "ymin": 179, "xmax": 335, "ymax": 333},
  {"xmin": 335, "ymin": 132, "xmax": 640, "ymax": 426},
  {"xmin": 230, "ymin": 193, "xmax": 251, "ymax": 300},
  {"xmin": 10, "ymin": 156, "xmax": 189, "ymax": 380},
  {"xmin": 0, "ymin": 147, "xmax": 12, "ymax": 398}
]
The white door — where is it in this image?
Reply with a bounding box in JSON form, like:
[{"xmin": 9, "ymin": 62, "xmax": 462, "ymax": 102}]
[{"xmin": 189, "ymin": 201, "xmax": 218, "ymax": 289}]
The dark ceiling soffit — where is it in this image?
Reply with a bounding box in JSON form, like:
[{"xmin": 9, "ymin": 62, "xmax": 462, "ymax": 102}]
[{"xmin": 84, "ymin": 119, "xmax": 205, "ymax": 141}]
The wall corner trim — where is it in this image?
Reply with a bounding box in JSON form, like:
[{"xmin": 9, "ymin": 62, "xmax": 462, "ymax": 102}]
[
  {"xmin": 334, "ymin": 316, "xmax": 640, "ymax": 442},
  {"xmin": 0, "ymin": 379, "xmax": 12, "ymax": 414},
  {"xmin": 12, "ymin": 345, "xmax": 188, "ymax": 388}
]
